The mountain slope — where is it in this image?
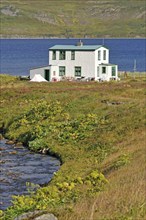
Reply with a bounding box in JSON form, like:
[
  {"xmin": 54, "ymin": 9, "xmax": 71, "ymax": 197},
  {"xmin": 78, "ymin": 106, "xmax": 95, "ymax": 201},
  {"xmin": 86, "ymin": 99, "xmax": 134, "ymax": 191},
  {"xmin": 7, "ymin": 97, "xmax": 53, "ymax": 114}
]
[{"xmin": 0, "ymin": 0, "xmax": 145, "ymax": 38}]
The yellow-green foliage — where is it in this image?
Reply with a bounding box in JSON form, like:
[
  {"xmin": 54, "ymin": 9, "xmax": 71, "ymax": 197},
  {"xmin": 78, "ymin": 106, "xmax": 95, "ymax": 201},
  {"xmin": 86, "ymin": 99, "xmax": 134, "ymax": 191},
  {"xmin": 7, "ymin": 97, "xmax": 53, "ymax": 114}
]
[
  {"xmin": 0, "ymin": 74, "xmax": 145, "ymax": 220},
  {"xmin": 2, "ymin": 170, "xmax": 108, "ymax": 219},
  {"xmin": 0, "ymin": 0, "xmax": 145, "ymax": 38}
]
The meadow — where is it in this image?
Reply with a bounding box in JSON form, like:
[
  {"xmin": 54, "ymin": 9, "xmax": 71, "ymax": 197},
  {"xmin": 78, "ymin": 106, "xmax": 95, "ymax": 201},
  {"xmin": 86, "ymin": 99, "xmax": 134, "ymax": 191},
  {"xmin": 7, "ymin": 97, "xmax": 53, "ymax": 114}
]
[{"xmin": 0, "ymin": 73, "xmax": 145, "ymax": 220}]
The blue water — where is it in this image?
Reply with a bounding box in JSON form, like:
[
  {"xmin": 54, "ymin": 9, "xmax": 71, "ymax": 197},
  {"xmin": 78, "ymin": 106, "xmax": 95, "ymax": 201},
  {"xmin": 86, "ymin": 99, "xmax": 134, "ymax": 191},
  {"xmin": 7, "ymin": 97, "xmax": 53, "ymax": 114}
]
[
  {"xmin": 0, "ymin": 139, "xmax": 60, "ymax": 210},
  {"xmin": 0, "ymin": 38, "xmax": 145, "ymax": 76}
]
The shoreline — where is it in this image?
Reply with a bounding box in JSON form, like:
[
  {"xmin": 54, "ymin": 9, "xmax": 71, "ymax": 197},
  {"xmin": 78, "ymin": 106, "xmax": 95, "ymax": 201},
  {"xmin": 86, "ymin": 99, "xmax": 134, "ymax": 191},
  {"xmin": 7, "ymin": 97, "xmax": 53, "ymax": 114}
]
[{"xmin": 0, "ymin": 35, "xmax": 145, "ymax": 40}]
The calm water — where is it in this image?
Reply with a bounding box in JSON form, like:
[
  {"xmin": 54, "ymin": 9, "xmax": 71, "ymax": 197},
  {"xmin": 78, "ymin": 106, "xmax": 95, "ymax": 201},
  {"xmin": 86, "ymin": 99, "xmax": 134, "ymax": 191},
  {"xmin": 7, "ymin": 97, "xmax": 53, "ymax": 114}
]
[
  {"xmin": 0, "ymin": 38, "xmax": 146, "ymax": 76},
  {"xmin": 0, "ymin": 139, "xmax": 60, "ymax": 210}
]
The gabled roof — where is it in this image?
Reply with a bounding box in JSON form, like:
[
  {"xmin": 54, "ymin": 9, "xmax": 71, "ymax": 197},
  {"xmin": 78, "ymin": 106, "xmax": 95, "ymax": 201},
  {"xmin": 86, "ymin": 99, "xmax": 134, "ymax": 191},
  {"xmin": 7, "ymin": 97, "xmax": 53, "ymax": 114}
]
[{"xmin": 49, "ymin": 45, "xmax": 108, "ymax": 51}]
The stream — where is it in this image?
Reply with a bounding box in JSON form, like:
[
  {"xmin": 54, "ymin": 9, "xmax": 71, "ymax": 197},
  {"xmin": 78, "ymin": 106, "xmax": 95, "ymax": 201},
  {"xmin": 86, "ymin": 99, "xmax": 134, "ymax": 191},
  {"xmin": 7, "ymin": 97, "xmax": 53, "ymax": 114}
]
[{"xmin": 0, "ymin": 139, "xmax": 60, "ymax": 210}]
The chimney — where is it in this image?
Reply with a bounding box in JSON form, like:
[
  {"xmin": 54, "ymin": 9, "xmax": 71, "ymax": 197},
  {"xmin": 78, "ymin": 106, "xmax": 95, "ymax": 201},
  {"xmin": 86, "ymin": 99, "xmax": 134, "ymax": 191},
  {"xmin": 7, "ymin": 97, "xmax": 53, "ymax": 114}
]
[{"xmin": 76, "ymin": 40, "xmax": 83, "ymax": 46}]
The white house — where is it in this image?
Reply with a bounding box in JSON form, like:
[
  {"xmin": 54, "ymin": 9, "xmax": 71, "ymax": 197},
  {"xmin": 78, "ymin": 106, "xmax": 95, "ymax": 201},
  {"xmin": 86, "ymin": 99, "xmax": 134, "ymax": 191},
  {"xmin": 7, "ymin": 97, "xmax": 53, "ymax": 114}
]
[{"xmin": 30, "ymin": 41, "xmax": 118, "ymax": 82}]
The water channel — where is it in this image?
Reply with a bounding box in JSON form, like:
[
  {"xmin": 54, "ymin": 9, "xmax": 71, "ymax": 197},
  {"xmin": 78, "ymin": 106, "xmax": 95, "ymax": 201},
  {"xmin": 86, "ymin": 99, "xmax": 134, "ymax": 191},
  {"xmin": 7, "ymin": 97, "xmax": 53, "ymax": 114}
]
[{"xmin": 0, "ymin": 139, "xmax": 60, "ymax": 210}]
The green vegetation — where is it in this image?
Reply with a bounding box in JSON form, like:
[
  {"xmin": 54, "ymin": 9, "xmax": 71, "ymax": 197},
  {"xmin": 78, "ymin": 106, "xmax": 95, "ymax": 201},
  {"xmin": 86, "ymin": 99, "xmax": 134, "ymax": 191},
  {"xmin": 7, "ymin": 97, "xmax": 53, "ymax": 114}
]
[
  {"xmin": 0, "ymin": 73, "xmax": 146, "ymax": 219},
  {"xmin": 0, "ymin": 0, "xmax": 145, "ymax": 38}
]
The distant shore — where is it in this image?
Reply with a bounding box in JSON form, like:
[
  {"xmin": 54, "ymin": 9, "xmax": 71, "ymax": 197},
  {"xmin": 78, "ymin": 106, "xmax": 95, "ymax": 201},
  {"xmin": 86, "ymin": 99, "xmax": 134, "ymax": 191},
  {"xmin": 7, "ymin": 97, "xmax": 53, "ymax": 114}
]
[{"xmin": 0, "ymin": 35, "xmax": 145, "ymax": 40}]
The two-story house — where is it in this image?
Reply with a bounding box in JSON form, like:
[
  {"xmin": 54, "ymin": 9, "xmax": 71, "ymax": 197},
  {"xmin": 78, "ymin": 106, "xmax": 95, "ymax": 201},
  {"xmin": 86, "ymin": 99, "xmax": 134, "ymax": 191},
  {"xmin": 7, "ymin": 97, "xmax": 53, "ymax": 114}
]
[{"xmin": 30, "ymin": 41, "xmax": 118, "ymax": 82}]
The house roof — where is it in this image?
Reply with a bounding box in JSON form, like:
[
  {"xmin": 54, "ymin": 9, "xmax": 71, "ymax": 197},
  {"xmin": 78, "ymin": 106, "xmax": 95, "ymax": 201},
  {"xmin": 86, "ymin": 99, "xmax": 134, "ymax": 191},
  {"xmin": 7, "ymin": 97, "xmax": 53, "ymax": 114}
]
[{"xmin": 49, "ymin": 45, "xmax": 108, "ymax": 51}]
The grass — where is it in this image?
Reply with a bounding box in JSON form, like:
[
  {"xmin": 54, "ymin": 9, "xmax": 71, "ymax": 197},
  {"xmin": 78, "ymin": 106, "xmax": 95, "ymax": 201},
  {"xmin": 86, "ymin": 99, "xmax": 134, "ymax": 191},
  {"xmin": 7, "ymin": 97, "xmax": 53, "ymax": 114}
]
[
  {"xmin": 0, "ymin": 0, "xmax": 145, "ymax": 38},
  {"xmin": 0, "ymin": 73, "xmax": 146, "ymax": 219}
]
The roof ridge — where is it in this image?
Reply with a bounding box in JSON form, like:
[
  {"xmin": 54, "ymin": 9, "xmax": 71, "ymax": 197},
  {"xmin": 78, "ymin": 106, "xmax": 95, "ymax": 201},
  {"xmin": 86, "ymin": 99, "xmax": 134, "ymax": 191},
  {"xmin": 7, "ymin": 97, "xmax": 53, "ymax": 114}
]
[{"xmin": 49, "ymin": 45, "xmax": 108, "ymax": 50}]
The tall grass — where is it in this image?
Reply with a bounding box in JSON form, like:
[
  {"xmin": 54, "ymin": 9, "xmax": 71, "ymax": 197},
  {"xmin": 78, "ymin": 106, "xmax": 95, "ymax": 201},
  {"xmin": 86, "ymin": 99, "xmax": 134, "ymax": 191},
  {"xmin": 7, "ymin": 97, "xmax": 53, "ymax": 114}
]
[{"xmin": 0, "ymin": 74, "xmax": 145, "ymax": 219}]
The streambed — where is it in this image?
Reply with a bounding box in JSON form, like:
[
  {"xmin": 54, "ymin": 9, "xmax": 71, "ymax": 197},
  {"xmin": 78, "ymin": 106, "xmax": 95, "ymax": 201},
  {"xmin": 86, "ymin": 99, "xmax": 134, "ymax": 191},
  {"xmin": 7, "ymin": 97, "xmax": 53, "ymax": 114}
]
[{"xmin": 0, "ymin": 139, "xmax": 60, "ymax": 210}]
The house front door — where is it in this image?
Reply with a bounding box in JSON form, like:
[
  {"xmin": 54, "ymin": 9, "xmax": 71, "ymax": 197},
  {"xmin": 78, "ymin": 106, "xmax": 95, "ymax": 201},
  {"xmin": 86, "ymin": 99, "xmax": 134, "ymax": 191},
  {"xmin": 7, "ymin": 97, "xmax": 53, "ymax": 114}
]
[{"xmin": 44, "ymin": 69, "xmax": 50, "ymax": 81}]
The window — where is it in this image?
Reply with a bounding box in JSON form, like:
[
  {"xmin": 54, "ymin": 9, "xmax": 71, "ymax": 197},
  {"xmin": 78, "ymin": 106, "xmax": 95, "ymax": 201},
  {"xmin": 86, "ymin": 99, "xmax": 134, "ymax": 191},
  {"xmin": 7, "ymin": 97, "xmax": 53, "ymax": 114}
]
[
  {"xmin": 97, "ymin": 67, "xmax": 99, "ymax": 77},
  {"xmin": 98, "ymin": 50, "xmax": 101, "ymax": 60},
  {"xmin": 103, "ymin": 50, "xmax": 106, "ymax": 60},
  {"xmin": 102, "ymin": 67, "xmax": 106, "ymax": 74},
  {"xmin": 52, "ymin": 51, "xmax": 56, "ymax": 60},
  {"xmin": 71, "ymin": 51, "xmax": 75, "ymax": 60},
  {"xmin": 112, "ymin": 66, "xmax": 116, "ymax": 76},
  {"xmin": 59, "ymin": 50, "xmax": 66, "ymax": 60},
  {"xmin": 59, "ymin": 66, "xmax": 65, "ymax": 76},
  {"xmin": 75, "ymin": 66, "xmax": 81, "ymax": 77}
]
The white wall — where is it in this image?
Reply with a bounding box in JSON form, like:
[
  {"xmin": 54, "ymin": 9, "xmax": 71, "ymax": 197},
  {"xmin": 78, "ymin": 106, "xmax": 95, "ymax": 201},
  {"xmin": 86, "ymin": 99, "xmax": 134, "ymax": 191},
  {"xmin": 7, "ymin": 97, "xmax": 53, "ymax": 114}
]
[
  {"xmin": 49, "ymin": 50, "xmax": 96, "ymax": 78},
  {"xmin": 49, "ymin": 46, "xmax": 109, "ymax": 79},
  {"xmin": 50, "ymin": 65, "xmax": 59, "ymax": 81},
  {"xmin": 95, "ymin": 48, "xmax": 109, "ymax": 79},
  {"xmin": 95, "ymin": 47, "xmax": 109, "ymax": 65},
  {"xmin": 95, "ymin": 65, "xmax": 118, "ymax": 81}
]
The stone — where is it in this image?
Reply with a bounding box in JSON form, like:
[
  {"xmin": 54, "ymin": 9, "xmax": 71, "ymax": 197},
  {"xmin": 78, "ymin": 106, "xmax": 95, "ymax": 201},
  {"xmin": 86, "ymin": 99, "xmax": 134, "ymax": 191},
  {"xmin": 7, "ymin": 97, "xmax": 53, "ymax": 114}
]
[
  {"xmin": 34, "ymin": 213, "xmax": 58, "ymax": 220},
  {"xmin": 14, "ymin": 211, "xmax": 43, "ymax": 220},
  {"xmin": 14, "ymin": 142, "xmax": 23, "ymax": 146},
  {"xmin": 14, "ymin": 211, "xmax": 58, "ymax": 220},
  {"xmin": 5, "ymin": 140, "xmax": 15, "ymax": 145}
]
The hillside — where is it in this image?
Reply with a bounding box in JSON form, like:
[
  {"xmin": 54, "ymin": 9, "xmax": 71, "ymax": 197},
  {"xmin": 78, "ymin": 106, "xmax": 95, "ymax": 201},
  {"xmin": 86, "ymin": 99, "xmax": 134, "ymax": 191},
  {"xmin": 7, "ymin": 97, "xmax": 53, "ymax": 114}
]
[
  {"xmin": 0, "ymin": 0, "xmax": 146, "ymax": 38},
  {"xmin": 0, "ymin": 74, "xmax": 145, "ymax": 219}
]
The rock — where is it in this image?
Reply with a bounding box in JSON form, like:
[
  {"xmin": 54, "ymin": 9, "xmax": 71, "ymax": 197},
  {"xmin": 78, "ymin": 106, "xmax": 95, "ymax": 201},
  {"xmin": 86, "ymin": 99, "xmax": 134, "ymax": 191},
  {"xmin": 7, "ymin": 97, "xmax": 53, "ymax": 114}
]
[
  {"xmin": 0, "ymin": 160, "xmax": 6, "ymax": 164},
  {"xmin": 9, "ymin": 151, "xmax": 17, "ymax": 155},
  {"xmin": 5, "ymin": 140, "xmax": 15, "ymax": 145},
  {"xmin": 15, "ymin": 142, "xmax": 23, "ymax": 146},
  {"xmin": 14, "ymin": 211, "xmax": 43, "ymax": 220},
  {"xmin": 14, "ymin": 211, "xmax": 58, "ymax": 220},
  {"xmin": 14, "ymin": 144, "xmax": 24, "ymax": 149},
  {"xmin": 34, "ymin": 214, "xmax": 58, "ymax": 220}
]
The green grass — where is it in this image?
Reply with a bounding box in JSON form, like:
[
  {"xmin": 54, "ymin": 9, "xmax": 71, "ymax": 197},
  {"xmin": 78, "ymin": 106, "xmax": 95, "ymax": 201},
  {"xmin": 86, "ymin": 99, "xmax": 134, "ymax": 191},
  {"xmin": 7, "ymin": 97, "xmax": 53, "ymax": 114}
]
[
  {"xmin": 0, "ymin": 0, "xmax": 145, "ymax": 38},
  {"xmin": 0, "ymin": 74, "xmax": 146, "ymax": 219}
]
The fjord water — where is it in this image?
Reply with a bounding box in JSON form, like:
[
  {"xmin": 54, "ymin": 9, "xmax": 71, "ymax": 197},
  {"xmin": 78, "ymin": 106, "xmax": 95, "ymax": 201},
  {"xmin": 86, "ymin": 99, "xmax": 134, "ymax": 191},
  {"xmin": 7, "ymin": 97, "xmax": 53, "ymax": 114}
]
[
  {"xmin": 0, "ymin": 38, "xmax": 145, "ymax": 76},
  {"xmin": 0, "ymin": 139, "xmax": 60, "ymax": 210}
]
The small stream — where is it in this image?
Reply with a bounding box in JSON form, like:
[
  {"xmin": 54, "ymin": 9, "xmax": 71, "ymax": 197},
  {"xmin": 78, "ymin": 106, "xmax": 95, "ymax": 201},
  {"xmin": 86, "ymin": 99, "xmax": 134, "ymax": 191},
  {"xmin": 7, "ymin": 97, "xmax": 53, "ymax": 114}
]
[{"xmin": 0, "ymin": 139, "xmax": 60, "ymax": 210}]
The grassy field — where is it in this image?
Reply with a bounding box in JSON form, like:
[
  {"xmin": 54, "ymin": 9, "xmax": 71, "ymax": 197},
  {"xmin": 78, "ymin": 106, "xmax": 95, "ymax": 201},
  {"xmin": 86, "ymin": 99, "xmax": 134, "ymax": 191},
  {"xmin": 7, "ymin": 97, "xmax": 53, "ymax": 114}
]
[
  {"xmin": 0, "ymin": 0, "xmax": 146, "ymax": 38},
  {"xmin": 0, "ymin": 74, "xmax": 146, "ymax": 219}
]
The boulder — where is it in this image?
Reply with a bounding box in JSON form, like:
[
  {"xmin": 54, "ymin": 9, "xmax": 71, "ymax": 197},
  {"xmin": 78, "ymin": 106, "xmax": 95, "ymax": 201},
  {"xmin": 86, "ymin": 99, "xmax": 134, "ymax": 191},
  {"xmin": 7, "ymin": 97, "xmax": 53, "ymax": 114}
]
[
  {"xmin": 14, "ymin": 211, "xmax": 58, "ymax": 220},
  {"xmin": 34, "ymin": 213, "xmax": 58, "ymax": 220}
]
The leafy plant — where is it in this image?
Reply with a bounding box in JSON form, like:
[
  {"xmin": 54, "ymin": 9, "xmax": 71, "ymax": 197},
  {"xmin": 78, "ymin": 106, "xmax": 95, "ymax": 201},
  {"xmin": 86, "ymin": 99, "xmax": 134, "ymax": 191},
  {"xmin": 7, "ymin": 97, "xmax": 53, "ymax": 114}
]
[{"xmin": 112, "ymin": 154, "xmax": 131, "ymax": 169}]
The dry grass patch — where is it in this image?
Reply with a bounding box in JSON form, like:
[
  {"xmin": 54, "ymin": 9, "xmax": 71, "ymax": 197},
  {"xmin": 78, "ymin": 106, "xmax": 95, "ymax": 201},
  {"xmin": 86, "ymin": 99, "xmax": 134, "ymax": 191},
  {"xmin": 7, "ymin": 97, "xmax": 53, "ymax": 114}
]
[{"xmin": 58, "ymin": 128, "xmax": 146, "ymax": 220}]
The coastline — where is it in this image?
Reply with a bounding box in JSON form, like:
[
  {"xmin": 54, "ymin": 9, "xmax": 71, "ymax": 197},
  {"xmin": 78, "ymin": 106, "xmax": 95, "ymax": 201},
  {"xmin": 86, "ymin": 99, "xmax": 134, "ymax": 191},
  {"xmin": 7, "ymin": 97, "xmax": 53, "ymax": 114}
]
[{"xmin": 0, "ymin": 35, "xmax": 145, "ymax": 39}]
